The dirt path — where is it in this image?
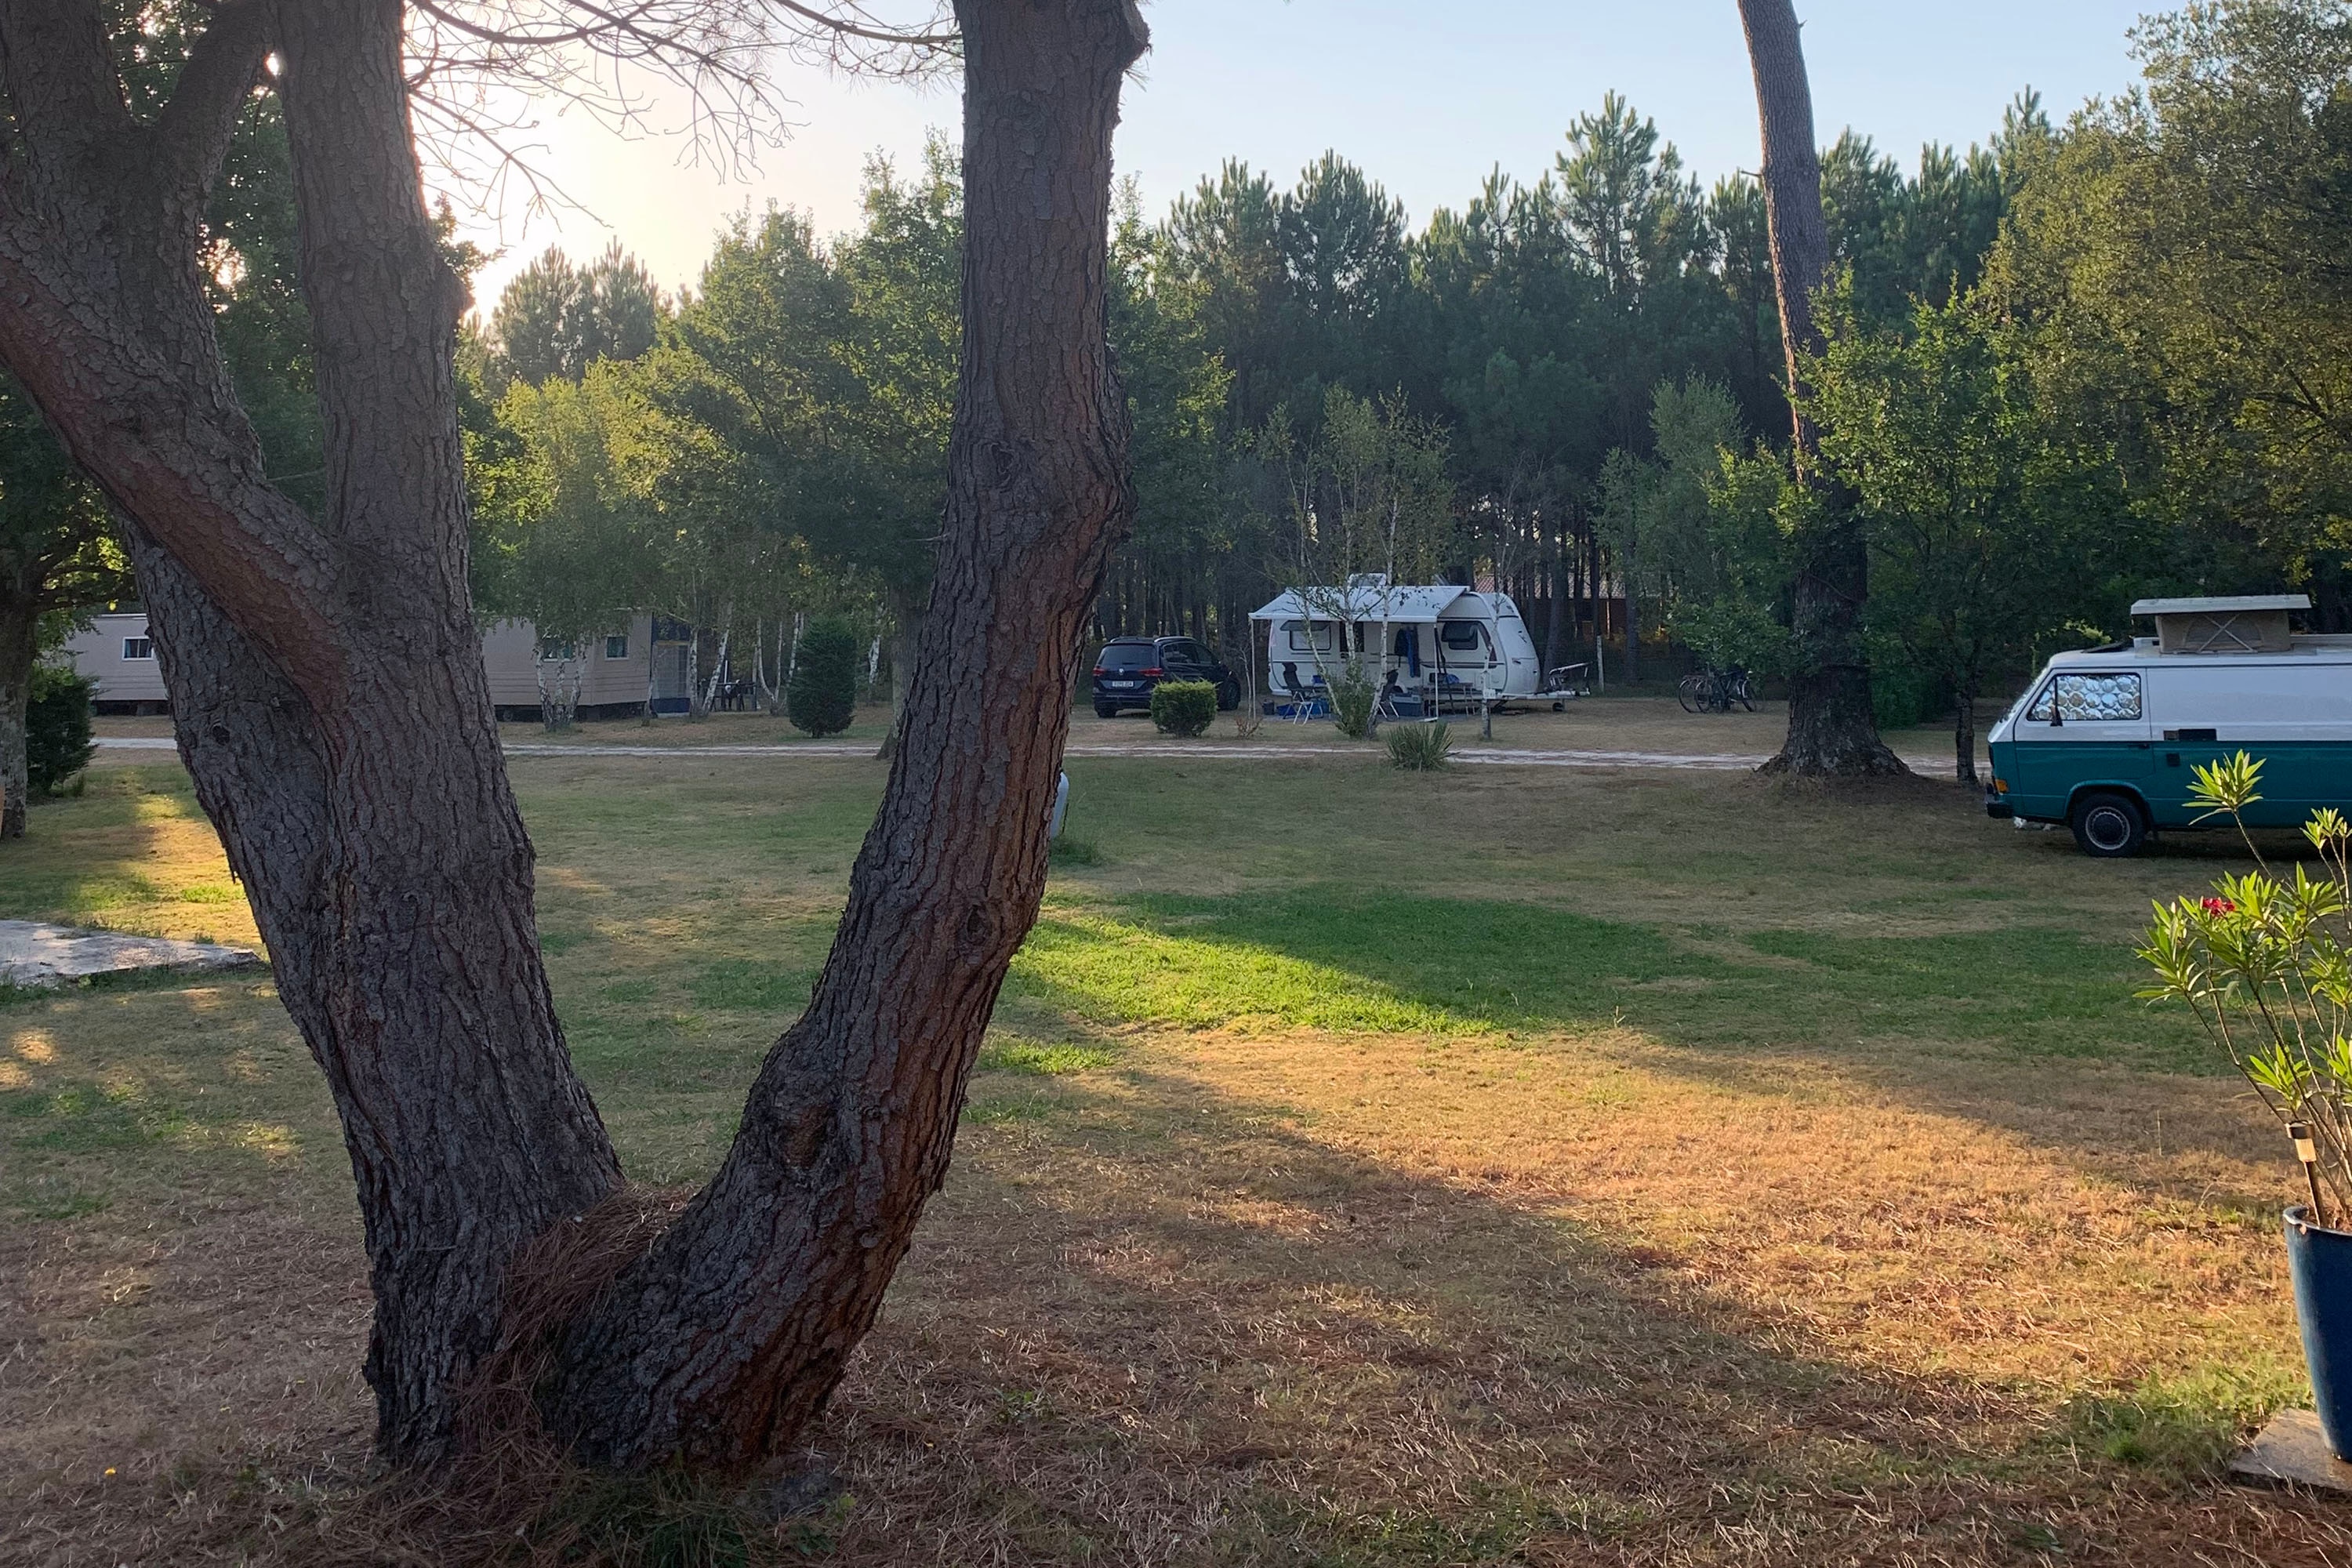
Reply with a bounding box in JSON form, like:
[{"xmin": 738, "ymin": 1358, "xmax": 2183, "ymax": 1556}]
[{"xmin": 99, "ymin": 733, "xmax": 1970, "ymax": 778}]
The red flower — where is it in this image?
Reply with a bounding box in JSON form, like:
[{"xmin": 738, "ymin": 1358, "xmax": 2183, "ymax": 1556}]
[{"xmin": 2201, "ymin": 897, "xmax": 2238, "ymax": 915}]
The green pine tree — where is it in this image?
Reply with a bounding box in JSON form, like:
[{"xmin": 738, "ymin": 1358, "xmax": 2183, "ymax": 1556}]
[{"xmin": 786, "ymin": 619, "xmax": 859, "ymax": 738}]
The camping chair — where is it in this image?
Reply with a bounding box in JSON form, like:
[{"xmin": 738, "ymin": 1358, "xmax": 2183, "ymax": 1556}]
[{"xmin": 1276, "ymin": 662, "xmax": 1317, "ymax": 723}]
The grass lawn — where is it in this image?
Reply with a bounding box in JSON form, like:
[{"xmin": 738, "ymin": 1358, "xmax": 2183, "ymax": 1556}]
[{"xmin": 5, "ymin": 706, "xmax": 2347, "ymax": 1565}]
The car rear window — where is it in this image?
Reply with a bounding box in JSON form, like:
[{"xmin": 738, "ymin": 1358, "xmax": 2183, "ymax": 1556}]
[{"xmin": 1098, "ymin": 644, "xmax": 1154, "ymax": 668}]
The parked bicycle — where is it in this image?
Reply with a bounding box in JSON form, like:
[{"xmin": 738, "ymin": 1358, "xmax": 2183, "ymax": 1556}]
[{"xmin": 1676, "ymin": 666, "xmax": 1755, "ymax": 714}]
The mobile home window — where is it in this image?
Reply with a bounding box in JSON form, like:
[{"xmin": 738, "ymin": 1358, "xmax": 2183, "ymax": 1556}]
[
  {"xmin": 1285, "ymin": 620, "xmax": 1335, "ymax": 654},
  {"xmin": 122, "ymin": 637, "xmax": 154, "ymax": 660},
  {"xmin": 2027, "ymin": 672, "xmax": 2142, "ymax": 722},
  {"xmin": 604, "ymin": 633, "xmax": 630, "ymax": 659}
]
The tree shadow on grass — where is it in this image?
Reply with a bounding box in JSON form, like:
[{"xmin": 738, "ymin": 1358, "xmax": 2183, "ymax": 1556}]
[
  {"xmin": 1011, "ymin": 886, "xmax": 2209, "ymax": 1069},
  {"xmin": 1002, "ymin": 884, "xmax": 2281, "ymax": 1190},
  {"xmin": 811, "ymin": 1054, "xmax": 2350, "ymax": 1567}
]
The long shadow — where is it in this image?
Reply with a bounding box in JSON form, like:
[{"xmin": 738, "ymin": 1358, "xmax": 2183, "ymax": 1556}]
[
  {"xmin": 818, "ymin": 1054, "xmax": 2350, "ymax": 1567},
  {"xmin": 1014, "ymin": 887, "xmax": 2205, "ymax": 1066},
  {"xmin": 1000, "ymin": 884, "xmax": 2304, "ymax": 1247}
]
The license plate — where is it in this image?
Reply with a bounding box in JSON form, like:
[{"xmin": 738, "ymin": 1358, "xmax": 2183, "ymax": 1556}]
[{"xmin": 1108, "ymin": 681, "xmax": 1139, "ymax": 688}]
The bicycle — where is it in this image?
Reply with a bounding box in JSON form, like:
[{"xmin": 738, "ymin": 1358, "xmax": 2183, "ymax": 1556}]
[{"xmin": 1676, "ymin": 666, "xmax": 1755, "ymax": 714}]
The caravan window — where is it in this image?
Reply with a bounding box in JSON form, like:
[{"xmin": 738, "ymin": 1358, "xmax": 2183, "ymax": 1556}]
[
  {"xmin": 1285, "ymin": 620, "xmax": 1336, "ymax": 654},
  {"xmin": 1438, "ymin": 621, "xmax": 1486, "ymax": 654},
  {"xmin": 2028, "ymin": 672, "xmax": 2142, "ymax": 722}
]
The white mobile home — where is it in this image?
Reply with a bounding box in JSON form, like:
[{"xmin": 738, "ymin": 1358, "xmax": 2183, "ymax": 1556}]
[
  {"xmin": 1250, "ymin": 580, "xmax": 1566, "ymax": 714},
  {"xmin": 478, "ymin": 615, "xmax": 688, "ymax": 718},
  {"xmin": 63, "ymin": 611, "xmax": 687, "ymax": 718},
  {"xmin": 59, "ymin": 612, "xmax": 170, "ymax": 711}
]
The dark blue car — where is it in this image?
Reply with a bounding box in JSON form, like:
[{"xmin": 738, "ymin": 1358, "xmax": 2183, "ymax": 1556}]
[{"xmin": 1091, "ymin": 636, "xmax": 1241, "ymax": 717}]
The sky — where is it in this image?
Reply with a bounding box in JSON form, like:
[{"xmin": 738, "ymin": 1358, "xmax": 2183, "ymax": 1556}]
[{"xmin": 444, "ymin": 0, "xmax": 2158, "ymax": 311}]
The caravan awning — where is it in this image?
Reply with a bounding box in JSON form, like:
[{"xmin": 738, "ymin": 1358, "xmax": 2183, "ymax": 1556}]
[{"xmin": 1250, "ymin": 585, "xmax": 1476, "ymax": 626}]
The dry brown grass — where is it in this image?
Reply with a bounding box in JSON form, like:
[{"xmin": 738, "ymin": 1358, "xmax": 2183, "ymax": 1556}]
[{"xmin": 6, "ymin": 742, "xmax": 2351, "ymax": 1566}]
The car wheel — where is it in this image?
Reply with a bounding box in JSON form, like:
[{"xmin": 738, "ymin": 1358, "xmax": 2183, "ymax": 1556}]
[
  {"xmin": 1216, "ymin": 679, "xmax": 1240, "ymax": 712},
  {"xmin": 1093, "ymin": 702, "xmax": 1118, "ymax": 720},
  {"xmin": 2071, "ymin": 792, "xmax": 2147, "ymax": 858}
]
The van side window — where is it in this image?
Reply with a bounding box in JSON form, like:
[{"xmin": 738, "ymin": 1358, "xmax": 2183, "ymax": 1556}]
[{"xmin": 2028, "ymin": 672, "xmax": 2142, "ymax": 722}]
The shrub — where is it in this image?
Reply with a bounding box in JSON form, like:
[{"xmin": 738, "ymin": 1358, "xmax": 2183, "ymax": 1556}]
[
  {"xmin": 1149, "ymin": 679, "xmax": 1217, "ymax": 737},
  {"xmin": 1328, "ymin": 666, "xmax": 1378, "ymax": 739},
  {"xmin": 1385, "ymin": 720, "xmax": 1453, "ymax": 772},
  {"xmin": 2138, "ymin": 752, "xmax": 2352, "ymax": 1218},
  {"xmin": 1870, "ymin": 660, "xmax": 1946, "ymax": 731},
  {"xmin": 786, "ymin": 619, "xmax": 858, "ymax": 738},
  {"xmin": 29, "ymin": 666, "xmax": 96, "ymax": 794}
]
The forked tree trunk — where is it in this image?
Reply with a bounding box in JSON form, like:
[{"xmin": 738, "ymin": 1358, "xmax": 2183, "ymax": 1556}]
[
  {"xmin": 0, "ymin": 0, "xmax": 1145, "ymax": 1472},
  {"xmin": 544, "ymin": 0, "xmax": 1147, "ymax": 1465},
  {"xmin": 1736, "ymin": 0, "xmax": 1904, "ymax": 777},
  {"xmin": 0, "ymin": 0, "xmax": 628, "ymax": 1461}
]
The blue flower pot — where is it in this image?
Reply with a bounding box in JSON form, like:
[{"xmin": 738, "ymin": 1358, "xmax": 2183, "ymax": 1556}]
[{"xmin": 2285, "ymin": 1206, "xmax": 2352, "ymax": 1457}]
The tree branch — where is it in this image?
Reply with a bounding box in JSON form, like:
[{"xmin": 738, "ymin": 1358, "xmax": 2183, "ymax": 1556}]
[
  {"xmin": 0, "ymin": 0, "xmax": 132, "ymax": 195},
  {"xmin": 151, "ymin": 0, "xmax": 273, "ymax": 207}
]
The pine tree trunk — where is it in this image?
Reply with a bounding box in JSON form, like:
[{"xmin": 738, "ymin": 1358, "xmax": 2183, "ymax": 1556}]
[
  {"xmin": 0, "ymin": 578, "xmax": 35, "ymax": 839},
  {"xmin": 542, "ymin": 0, "xmax": 1148, "ymax": 1468},
  {"xmin": 1, "ymin": 0, "xmax": 1146, "ymax": 1475},
  {"xmin": 0, "ymin": 1, "xmax": 625, "ymax": 1462},
  {"xmin": 877, "ymin": 586, "xmax": 927, "ymax": 761},
  {"xmin": 1954, "ymin": 687, "xmax": 1977, "ymax": 786},
  {"xmin": 1737, "ymin": 0, "xmax": 1904, "ymax": 777}
]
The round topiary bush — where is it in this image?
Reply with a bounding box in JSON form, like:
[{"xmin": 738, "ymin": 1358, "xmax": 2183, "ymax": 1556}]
[
  {"xmin": 29, "ymin": 665, "xmax": 96, "ymax": 794},
  {"xmin": 786, "ymin": 619, "xmax": 858, "ymax": 738},
  {"xmin": 1149, "ymin": 679, "xmax": 1218, "ymax": 738}
]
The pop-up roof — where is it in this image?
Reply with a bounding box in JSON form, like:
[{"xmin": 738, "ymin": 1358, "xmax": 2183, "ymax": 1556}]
[{"xmin": 2129, "ymin": 594, "xmax": 2310, "ymax": 654}]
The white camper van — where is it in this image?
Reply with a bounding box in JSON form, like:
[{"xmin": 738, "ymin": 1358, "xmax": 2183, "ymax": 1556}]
[
  {"xmin": 1987, "ymin": 595, "xmax": 2352, "ymax": 855},
  {"xmin": 1250, "ymin": 579, "xmax": 1568, "ymax": 715}
]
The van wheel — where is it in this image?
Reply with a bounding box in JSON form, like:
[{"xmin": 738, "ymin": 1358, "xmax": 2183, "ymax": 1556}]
[
  {"xmin": 2071, "ymin": 792, "xmax": 2147, "ymax": 858},
  {"xmin": 1216, "ymin": 679, "xmax": 1241, "ymax": 712}
]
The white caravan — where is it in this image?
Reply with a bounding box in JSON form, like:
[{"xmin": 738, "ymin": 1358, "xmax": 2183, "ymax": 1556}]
[{"xmin": 1250, "ymin": 579, "xmax": 1569, "ymax": 715}]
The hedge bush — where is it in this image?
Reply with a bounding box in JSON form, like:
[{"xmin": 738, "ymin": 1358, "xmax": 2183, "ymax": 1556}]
[
  {"xmin": 786, "ymin": 619, "xmax": 858, "ymax": 738},
  {"xmin": 1149, "ymin": 679, "xmax": 1217, "ymax": 738},
  {"xmin": 29, "ymin": 666, "xmax": 96, "ymax": 795}
]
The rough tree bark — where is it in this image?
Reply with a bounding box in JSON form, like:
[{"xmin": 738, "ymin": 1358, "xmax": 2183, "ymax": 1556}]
[
  {"xmin": 0, "ymin": 0, "xmax": 1147, "ymax": 1472},
  {"xmin": 545, "ymin": 0, "xmax": 1148, "ymax": 1465},
  {"xmin": 1735, "ymin": 0, "xmax": 1904, "ymax": 777},
  {"xmin": 0, "ymin": 0, "xmax": 626, "ymax": 1459}
]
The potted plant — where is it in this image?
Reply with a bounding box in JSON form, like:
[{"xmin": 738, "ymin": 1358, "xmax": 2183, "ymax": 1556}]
[{"xmin": 2138, "ymin": 752, "xmax": 2352, "ymax": 1456}]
